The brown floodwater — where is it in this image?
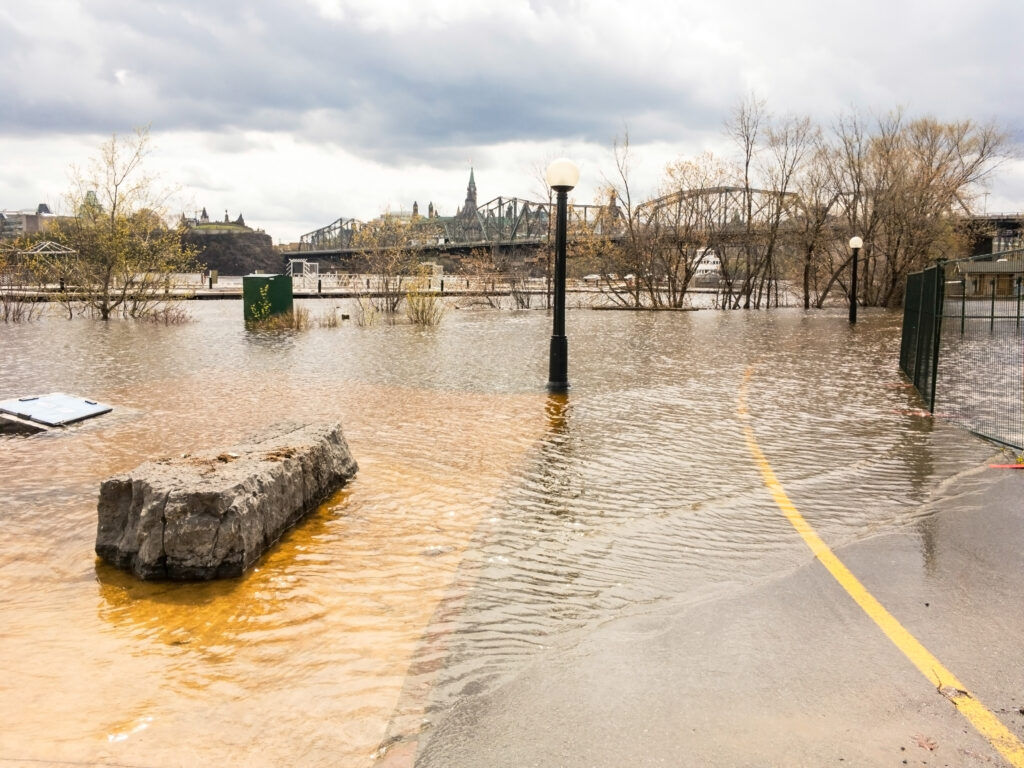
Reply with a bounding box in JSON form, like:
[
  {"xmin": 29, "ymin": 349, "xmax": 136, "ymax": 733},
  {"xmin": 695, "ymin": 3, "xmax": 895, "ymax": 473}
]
[{"xmin": 0, "ymin": 300, "xmax": 993, "ymax": 766}]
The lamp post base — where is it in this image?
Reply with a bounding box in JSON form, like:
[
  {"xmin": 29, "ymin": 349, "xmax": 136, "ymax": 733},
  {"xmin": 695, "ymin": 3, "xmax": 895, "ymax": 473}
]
[{"xmin": 547, "ymin": 334, "xmax": 568, "ymax": 392}]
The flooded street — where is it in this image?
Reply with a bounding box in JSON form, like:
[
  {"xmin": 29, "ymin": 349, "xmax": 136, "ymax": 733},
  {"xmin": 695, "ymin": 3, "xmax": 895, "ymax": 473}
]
[{"xmin": 0, "ymin": 301, "xmax": 1012, "ymax": 766}]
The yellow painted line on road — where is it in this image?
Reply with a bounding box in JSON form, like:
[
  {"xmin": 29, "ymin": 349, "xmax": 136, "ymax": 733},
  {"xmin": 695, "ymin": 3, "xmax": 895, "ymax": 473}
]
[{"xmin": 739, "ymin": 368, "xmax": 1024, "ymax": 767}]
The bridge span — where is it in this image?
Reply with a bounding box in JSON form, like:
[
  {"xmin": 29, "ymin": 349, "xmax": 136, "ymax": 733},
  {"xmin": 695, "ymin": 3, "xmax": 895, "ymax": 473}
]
[
  {"xmin": 295, "ymin": 178, "xmax": 1024, "ymax": 269},
  {"xmin": 296, "ymin": 195, "xmax": 614, "ymax": 258},
  {"xmin": 295, "ymin": 184, "xmax": 797, "ymax": 259}
]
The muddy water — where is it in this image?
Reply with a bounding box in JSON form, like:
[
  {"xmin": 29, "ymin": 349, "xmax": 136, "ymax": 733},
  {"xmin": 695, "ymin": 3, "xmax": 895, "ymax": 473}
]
[{"xmin": 0, "ymin": 302, "xmax": 993, "ymax": 766}]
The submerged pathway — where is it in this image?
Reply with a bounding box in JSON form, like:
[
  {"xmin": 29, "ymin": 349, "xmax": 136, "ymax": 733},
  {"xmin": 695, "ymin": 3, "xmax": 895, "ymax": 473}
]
[{"xmin": 407, "ymin": 357, "xmax": 1024, "ymax": 767}]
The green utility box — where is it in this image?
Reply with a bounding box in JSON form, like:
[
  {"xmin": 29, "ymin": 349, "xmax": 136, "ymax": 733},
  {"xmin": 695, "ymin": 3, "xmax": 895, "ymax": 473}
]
[{"xmin": 243, "ymin": 274, "xmax": 294, "ymax": 322}]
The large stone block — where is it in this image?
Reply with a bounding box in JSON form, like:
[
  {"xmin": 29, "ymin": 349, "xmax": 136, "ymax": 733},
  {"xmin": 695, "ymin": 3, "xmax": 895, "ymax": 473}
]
[{"xmin": 95, "ymin": 422, "xmax": 358, "ymax": 580}]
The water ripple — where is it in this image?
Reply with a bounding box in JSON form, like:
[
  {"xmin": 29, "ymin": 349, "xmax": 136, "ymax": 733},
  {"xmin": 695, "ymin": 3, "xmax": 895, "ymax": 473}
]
[{"xmin": 0, "ymin": 303, "xmax": 995, "ymax": 765}]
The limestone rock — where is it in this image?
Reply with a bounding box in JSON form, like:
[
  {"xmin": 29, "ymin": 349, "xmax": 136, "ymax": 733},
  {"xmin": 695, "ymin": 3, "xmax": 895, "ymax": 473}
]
[{"xmin": 95, "ymin": 422, "xmax": 357, "ymax": 580}]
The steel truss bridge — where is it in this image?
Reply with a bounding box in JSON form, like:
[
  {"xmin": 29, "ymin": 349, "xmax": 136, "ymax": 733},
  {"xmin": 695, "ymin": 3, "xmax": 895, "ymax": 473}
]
[
  {"xmin": 296, "ymin": 186, "xmax": 801, "ymax": 259},
  {"xmin": 297, "ymin": 197, "xmax": 612, "ymax": 257},
  {"xmin": 640, "ymin": 186, "xmax": 796, "ymax": 231},
  {"xmin": 298, "ymin": 187, "xmax": 1024, "ymax": 260}
]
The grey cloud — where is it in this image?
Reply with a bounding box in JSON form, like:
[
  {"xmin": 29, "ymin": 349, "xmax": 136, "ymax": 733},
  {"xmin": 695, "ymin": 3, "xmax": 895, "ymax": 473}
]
[
  {"xmin": 4, "ymin": 0, "xmax": 1022, "ymax": 173},
  {"xmin": 0, "ymin": 0, "xmax": 723, "ymax": 158}
]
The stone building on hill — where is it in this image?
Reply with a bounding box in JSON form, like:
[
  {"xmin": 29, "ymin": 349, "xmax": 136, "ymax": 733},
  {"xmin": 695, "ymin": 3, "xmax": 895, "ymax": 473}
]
[{"xmin": 181, "ymin": 207, "xmax": 281, "ymax": 275}]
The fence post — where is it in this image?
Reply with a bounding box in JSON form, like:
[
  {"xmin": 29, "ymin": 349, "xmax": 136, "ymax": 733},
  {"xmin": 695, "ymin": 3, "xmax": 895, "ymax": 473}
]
[
  {"xmin": 961, "ymin": 279, "xmax": 966, "ymax": 335},
  {"xmin": 991, "ymin": 279, "xmax": 997, "ymax": 332},
  {"xmin": 1017, "ymin": 276, "xmax": 1022, "ymax": 331},
  {"xmin": 914, "ymin": 273, "xmax": 928, "ymax": 394},
  {"xmin": 929, "ymin": 265, "xmax": 945, "ymax": 413}
]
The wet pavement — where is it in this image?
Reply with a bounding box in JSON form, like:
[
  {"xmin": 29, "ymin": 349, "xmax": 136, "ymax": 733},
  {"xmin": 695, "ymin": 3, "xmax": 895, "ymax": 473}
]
[{"xmin": 413, "ymin": 467, "xmax": 1024, "ymax": 767}]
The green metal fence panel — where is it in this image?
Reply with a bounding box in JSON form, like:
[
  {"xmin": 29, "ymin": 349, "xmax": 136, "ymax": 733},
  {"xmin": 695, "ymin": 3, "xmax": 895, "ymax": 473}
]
[
  {"xmin": 899, "ymin": 265, "xmax": 943, "ymax": 411},
  {"xmin": 915, "ymin": 265, "xmax": 944, "ymax": 411},
  {"xmin": 900, "ymin": 271, "xmax": 923, "ymax": 381},
  {"xmin": 903, "ymin": 249, "xmax": 1023, "ymax": 452}
]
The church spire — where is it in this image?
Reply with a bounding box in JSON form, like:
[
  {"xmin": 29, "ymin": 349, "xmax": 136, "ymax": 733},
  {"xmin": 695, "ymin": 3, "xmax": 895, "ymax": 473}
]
[{"xmin": 460, "ymin": 167, "xmax": 477, "ymax": 219}]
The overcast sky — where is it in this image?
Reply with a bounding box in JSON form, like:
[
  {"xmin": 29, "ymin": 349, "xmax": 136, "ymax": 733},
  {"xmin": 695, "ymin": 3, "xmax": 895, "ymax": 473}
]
[{"xmin": 3, "ymin": 0, "xmax": 1023, "ymax": 243}]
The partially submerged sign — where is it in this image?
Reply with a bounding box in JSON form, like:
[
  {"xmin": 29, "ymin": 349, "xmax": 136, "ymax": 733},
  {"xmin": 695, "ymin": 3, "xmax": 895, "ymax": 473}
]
[{"xmin": 0, "ymin": 393, "xmax": 112, "ymax": 429}]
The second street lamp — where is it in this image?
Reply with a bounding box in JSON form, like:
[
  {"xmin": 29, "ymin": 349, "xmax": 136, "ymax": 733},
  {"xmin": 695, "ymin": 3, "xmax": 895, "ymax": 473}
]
[
  {"xmin": 849, "ymin": 236, "xmax": 863, "ymax": 324},
  {"xmin": 545, "ymin": 158, "xmax": 579, "ymax": 392}
]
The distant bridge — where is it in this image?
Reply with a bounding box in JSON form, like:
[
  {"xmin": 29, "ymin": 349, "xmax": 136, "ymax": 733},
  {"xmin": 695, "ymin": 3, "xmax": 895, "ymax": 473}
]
[
  {"xmin": 296, "ymin": 196, "xmax": 614, "ymax": 258},
  {"xmin": 296, "ymin": 186, "xmax": 798, "ymax": 259},
  {"xmin": 296, "ymin": 188, "xmax": 1024, "ymax": 260}
]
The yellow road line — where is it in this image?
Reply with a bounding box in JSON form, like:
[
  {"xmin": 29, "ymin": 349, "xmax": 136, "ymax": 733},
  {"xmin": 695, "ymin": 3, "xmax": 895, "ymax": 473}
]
[{"xmin": 739, "ymin": 368, "xmax": 1024, "ymax": 767}]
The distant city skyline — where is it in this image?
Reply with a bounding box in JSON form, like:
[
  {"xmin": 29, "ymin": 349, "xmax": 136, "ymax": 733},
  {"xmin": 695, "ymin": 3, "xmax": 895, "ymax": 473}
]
[{"xmin": 2, "ymin": 0, "xmax": 1023, "ymax": 244}]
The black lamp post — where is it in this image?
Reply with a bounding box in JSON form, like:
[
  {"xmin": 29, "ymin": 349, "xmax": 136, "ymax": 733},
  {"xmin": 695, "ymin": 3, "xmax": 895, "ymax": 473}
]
[
  {"xmin": 849, "ymin": 236, "xmax": 863, "ymax": 324},
  {"xmin": 545, "ymin": 158, "xmax": 579, "ymax": 392}
]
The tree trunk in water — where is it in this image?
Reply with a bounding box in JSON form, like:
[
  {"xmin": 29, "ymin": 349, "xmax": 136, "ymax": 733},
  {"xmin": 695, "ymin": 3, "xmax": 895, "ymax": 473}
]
[{"xmin": 803, "ymin": 257, "xmax": 811, "ymax": 310}]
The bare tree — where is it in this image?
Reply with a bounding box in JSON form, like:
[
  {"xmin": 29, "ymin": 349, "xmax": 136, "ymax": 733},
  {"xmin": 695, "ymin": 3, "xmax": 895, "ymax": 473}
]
[
  {"xmin": 458, "ymin": 246, "xmax": 506, "ymax": 308},
  {"xmin": 598, "ymin": 133, "xmax": 655, "ymax": 308},
  {"xmin": 826, "ymin": 111, "xmax": 1007, "ymax": 307},
  {"xmin": 52, "ymin": 127, "xmax": 197, "ymax": 320},
  {"xmin": 788, "ymin": 139, "xmax": 841, "ymax": 309},
  {"xmin": 351, "ymin": 214, "xmax": 417, "ymax": 313},
  {"xmin": 0, "ymin": 241, "xmax": 47, "ymax": 322},
  {"xmin": 649, "ymin": 153, "xmax": 734, "ymax": 307},
  {"xmin": 722, "ymin": 94, "xmax": 766, "ymax": 309},
  {"xmin": 750, "ymin": 115, "xmax": 815, "ymax": 308}
]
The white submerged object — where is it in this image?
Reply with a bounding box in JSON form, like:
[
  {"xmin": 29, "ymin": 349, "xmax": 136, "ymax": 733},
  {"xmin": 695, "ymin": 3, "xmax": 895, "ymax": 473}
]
[{"xmin": 0, "ymin": 392, "xmax": 113, "ymax": 429}]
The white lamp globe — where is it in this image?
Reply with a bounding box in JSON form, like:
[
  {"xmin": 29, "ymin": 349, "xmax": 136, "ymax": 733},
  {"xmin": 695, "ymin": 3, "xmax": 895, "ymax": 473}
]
[
  {"xmin": 849, "ymin": 236, "xmax": 864, "ymax": 249},
  {"xmin": 546, "ymin": 158, "xmax": 580, "ymax": 190}
]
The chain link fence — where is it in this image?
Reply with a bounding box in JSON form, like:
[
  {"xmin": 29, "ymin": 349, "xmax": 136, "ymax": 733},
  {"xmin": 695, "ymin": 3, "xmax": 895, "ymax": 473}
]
[{"xmin": 900, "ymin": 249, "xmax": 1023, "ymax": 452}]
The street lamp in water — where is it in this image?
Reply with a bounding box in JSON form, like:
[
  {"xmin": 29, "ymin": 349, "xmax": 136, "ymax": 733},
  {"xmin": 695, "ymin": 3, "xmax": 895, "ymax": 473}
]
[
  {"xmin": 546, "ymin": 158, "xmax": 579, "ymax": 391},
  {"xmin": 849, "ymin": 236, "xmax": 863, "ymax": 324}
]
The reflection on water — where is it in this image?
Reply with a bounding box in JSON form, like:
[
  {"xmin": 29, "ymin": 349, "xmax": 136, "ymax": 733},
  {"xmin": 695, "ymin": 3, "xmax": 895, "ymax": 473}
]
[{"xmin": 0, "ymin": 301, "xmax": 993, "ymax": 766}]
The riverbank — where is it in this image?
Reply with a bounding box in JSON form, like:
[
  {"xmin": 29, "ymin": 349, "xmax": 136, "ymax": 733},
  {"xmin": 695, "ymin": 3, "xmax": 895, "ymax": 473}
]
[
  {"xmin": 6, "ymin": 284, "xmax": 726, "ymax": 302},
  {"xmin": 4, "ymin": 271, "xmax": 726, "ymax": 303}
]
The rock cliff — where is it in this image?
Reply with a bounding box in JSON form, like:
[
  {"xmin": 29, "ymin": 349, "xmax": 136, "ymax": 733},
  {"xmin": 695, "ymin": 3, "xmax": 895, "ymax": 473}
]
[{"xmin": 184, "ymin": 229, "xmax": 283, "ymax": 275}]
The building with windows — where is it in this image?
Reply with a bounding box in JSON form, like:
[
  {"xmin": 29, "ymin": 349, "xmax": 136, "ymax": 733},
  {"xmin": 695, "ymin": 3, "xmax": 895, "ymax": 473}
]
[
  {"xmin": 0, "ymin": 204, "xmax": 55, "ymax": 239},
  {"xmin": 956, "ymin": 252, "xmax": 1024, "ymax": 297},
  {"xmin": 968, "ymin": 213, "xmax": 1023, "ymax": 255}
]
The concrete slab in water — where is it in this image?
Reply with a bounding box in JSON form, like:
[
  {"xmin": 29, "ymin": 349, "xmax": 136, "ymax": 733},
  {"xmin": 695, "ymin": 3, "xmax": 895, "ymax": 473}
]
[{"xmin": 0, "ymin": 392, "xmax": 112, "ymax": 427}]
